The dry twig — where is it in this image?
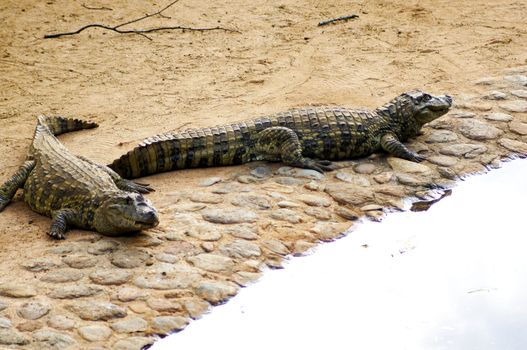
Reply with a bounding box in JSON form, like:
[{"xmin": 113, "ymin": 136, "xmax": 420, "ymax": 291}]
[
  {"xmin": 318, "ymin": 14, "xmax": 359, "ymax": 27},
  {"xmin": 81, "ymin": 4, "xmax": 112, "ymax": 11}
]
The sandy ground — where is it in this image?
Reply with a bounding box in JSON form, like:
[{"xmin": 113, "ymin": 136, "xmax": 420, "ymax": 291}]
[{"xmin": 0, "ymin": 0, "xmax": 526, "ymax": 347}]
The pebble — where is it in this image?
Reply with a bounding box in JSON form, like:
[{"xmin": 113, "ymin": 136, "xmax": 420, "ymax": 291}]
[
  {"xmin": 62, "ymin": 254, "xmax": 98, "ymax": 269},
  {"xmin": 188, "ymin": 254, "xmax": 235, "ymax": 273},
  {"xmin": 500, "ymin": 100, "xmax": 527, "ymax": 113},
  {"xmin": 16, "ymin": 302, "xmax": 50, "ymax": 320},
  {"xmin": 325, "ymin": 184, "xmax": 374, "ymax": 206},
  {"xmin": 155, "ymin": 253, "xmax": 178, "ymax": 263},
  {"xmin": 87, "ymin": 240, "xmax": 120, "ymax": 255},
  {"xmin": 202, "ymin": 208, "xmax": 258, "ymax": 224},
  {"xmin": 134, "ymin": 272, "xmax": 200, "ymax": 290},
  {"xmin": 185, "ymin": 223, "xmax": 223, "ymax": 241},
  {"xmin": 189, "ymin": 192, "xmax": 224, "ymax": 204},
  {"xmin": 0, "ymin": 329, "xmax": 30, "ymax": 345},
  {"xmin": 16, "ymin": 320, "xmax": 43, "ymax": 332},
  {"xmin": 439, "ymin": 143, "xmax": 488, "ymax": 158},
  {"xmin": 269, "ymin": 208, "xmax": 303, "ymax": 224},
  {"xmin": 152, "ymin": 316, "xmax": 189, "ymax": 334},
  {"xmin": 335, "ymin": 171, "xmax": 371, "ymax": 186},
  {"xmin": 212, "ymin": 182, "xmax": 244, "ymax": 194},
  {"xmin": 450, "ymin": 111, "xmax": 476, "ymax": 118},
  {"xmin": 111, "ymin": 249, "xmax": 151, "ymax": 268},
  {"xmin": 22, "ymin": 258, "xmax": 60, "ymax": 272},
  {"xmin": 47, "ymin": 315, "xmax": 76, "ymax": 330},
  {"xmin": 195, "ymin": 280, "xmax": 239, "ymax": 304},
  {"xmin": 113, "ymin": 336, "xmax": 154, "ymax": 350},
  {"xmin": 298, "ymin": 194, "xmax": 331, "ymax": 207},
  {"xmin": 0, "ymin": 317, "xmax": 11, "ymax": 328},
  {"xmin": 497, "ymin": 138, "xmax": 527, "ymax": 154},
  {"xmin": 293, "ymin": 240, "xmax": 316, "ymax": 256},
  {"xmin": 511, "ymin": 90, "xmax": 527, "ymax": 98},
  {"xmin": 250, "ymin": 165, "xmax": 272, "ymax": 178},
  {"xmin": 335, "ymin": 206, "xmax": 361, "ymax": 220},
  {"xmin": 231, "ymin": 194, "xmax": 271, "ymax": 210},
  {"xmin": 426, "ymin": 155, "xmax": 458, "ymax": 167},
  {"xmin": 425, "ymin": 130, "xmax": 458, "ymax": 143},
  {"xmin": 0, "ymin": 301, "xmax": 6, "ymax": 311},
  {"xmin": 276, "ymin": 167, "xmax": 324, "ymax": 180},
  {"xmin": 200, "ymin": 177, "xmax": 221, "ymax": 187},
  {"xmin": 262, "ymin": 239, "xmax": 290, "ymax": 256},
  {"xmin": 32, "ymin": 330, "xmax": 76, "ymax": 349},
  {"xmin": 304, "ymin": 181, "xmax": 324, "ymax": 191},
  {"xmin": 113, "ymin": 287, "xmax": 148, "ymax": 302},
  {"xmin": 361, "ymin": 204, "xmax": 384, "ymax": 211},
  {"xmin": 304, "ymin": 207, "xmax": 331, "ymax": 220},
  {"xmin": 201, "ymin": 242, "xmax": 214, "ymax": 252},
  {"xmin": 237, "ymin": 175, "xmax": 260, "ymax": 184},
  {"xmin": 484, "ymin": 112, "xmax": 513, "ymax": 121},
  {"xmin": 428, "ymin": 118, "xmax": 454, "ymax": 130},
  {"xmin": 232, "ymin": 271, "xmax": 262, "ymax": 286},
  {"xmin": 66, "ymin": 301, "xmax": 127, "ymax": 321},
  {"xmin": 89, "ymin": 269, "xmax": 133, "ymax": 285},
  {"xmin": 274, "ymin": 177, "xmax": 305, "ymax": 186},
  {"xmin": 504, "ymin": 74, "xmax": 527, "ymax": 85},
  {"xmin": 387, "ymin": 157, "xmax": 433, "ymax": 175},
  {"xmin": 474, "ymin": 77, "xmax": 496, "ymax": 85},
  {"xmin": 111, "ymin": 317, "xmax": 148, "ymax": 333},
  {"xmin": 0, "ymin": 284, "xmax": 37, "ymax": 298},
  {"xmin": 41, "ymin": 269, "xmax": 84, "ymax": 283},
  {"xmin": 277, "ymin": 200, "xmax": 302, "ymax": 208},
  {"xmin": 459, "ymin": 119, "xmax": 502, "ymax": 140},
  {"xmin": 396, "ymin": 173, "xmax": 430, "ymax": 186},
  {"xmin": 182, "ymin": 298, "xmax": 210, "ymax": 319},
  {"xmin": 437, "ymin": 167, "xmax": 457, "ymax": 180},
  {"xmin": 353, "ymin": 163, "xmax": 377, "ymax": 174},
  {"xmin": 48, "ymin": 284, "xmax": 102, "ymax": 299},
  {"xmin": 483, "ymin": 91, "xmax": 507, "ymax": 100},
  {"xmin": 223, "ymin": 225, "xmax": 259, "ymax": 240},
  {"xmin": 78, "ymin": 325, "xmax": 112, "ymax": 342},
  {"xmin": 509, "ymin": 121, "xmax": 527, "ymax": 135},
  {"xmin": 146, "ymin": 298, "xmax": 182, "ymax": 312},
  {"xmin": 310, "ymin": 222, "xmax": 348, "ymax": 241},
  {"xmin": 373, "ymin": 172, "xmax": 394, "ymax": 184},
  {"xmin": 219, "ymin": 239, "xmax": 262, "ymax": 258}
]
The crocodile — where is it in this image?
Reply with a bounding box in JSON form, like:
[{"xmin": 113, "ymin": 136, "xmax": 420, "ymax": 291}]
[
  {"xmin": 0, "ymin": 115, "xmax": 159, "ymax": 239},
  {"xmin": 109, "ymin": 90, "xmax": 452, "ymax": 179}
]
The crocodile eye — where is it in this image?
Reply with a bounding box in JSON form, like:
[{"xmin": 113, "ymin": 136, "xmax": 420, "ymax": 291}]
[{"xmin": 422, "ymin": 94, "xmax": 432, "ymax": 102}]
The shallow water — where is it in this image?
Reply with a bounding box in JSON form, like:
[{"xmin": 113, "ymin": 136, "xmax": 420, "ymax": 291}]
[{"xmin": 152, "ymin": 159, "xmax": 527, "ymax": 350}]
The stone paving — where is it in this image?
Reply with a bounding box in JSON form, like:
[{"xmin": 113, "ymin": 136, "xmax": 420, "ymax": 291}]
[{"xmin": 1, "ymin": 68, "xmax": 527, "ymax": 349}]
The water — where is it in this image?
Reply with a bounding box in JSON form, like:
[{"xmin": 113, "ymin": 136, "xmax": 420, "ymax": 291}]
[{"xmin": 152, "ymin": 159, "xmax": 527, "ymax": 350}]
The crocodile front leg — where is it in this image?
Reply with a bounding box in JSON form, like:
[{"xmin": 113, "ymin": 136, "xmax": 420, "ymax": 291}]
[
  {"xmin": 380, "ymin": 133, "xmax": 424, "ymax": 162},
  {"xmin": 49, "ymin": 209, "xmax": 79, "ymax": 239},
  {"xmin": 0, "ymin": 160, "xmax": 35, "ymax": 211},
  {"xmin": 255, "ymin": 126, "xmax": 335, "ymax": 173}
]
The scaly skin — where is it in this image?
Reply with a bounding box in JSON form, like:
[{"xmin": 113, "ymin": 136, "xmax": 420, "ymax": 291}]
[
  {"xmin": 0, "ymin": 115, "xmax": 159, "ymax": 239},
  {"xmin": 109, "ymin": 91, "xmax": 453, "ymax": 179}
]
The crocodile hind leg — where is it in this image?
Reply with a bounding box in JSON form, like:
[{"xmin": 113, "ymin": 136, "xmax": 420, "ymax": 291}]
[
  {"xmin": 380, "ymin": 133, "xmax": 425, "ymax": 162},
  {"xmin": 0, "ymin": 160, "xmax": 35, "ymax": 211},
  {"xmin": 255, "ymin": 127, "xmax": 335, "ymax": 173},
  {"xmin": 49, "ymin": 209, "xmax": 78, "ymax": 239}
]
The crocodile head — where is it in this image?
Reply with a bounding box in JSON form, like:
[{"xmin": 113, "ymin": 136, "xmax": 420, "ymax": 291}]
[
  {"xmin": 401, "ymin": 90, "xmax": 453, "ymax": 125},
  {"xmin": 93, "ymin": 192, "xmax": 159, "ymax": 235}
]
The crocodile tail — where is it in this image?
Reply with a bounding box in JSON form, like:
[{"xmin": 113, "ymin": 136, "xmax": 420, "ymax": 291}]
[{"xmin": 37, "ymin": 115, "xmax": 98, "ymax": 136}]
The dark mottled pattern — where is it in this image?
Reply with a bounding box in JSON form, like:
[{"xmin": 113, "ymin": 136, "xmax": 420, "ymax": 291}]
[{"xmin": 109, "ymin": 91, "xmax": 452, "ymax": 179}]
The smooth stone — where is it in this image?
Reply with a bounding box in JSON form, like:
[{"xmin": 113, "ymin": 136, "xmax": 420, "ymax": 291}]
[
  {"xmin": 426, "ymin": 155, "xmax": 458, "ymax": 167},
  {"xmin": 223, "ymin": 225, "xmax": 259, "ymax": 240},
  {"xmin": 111, "ymin": 317, "xmax": 148, "ymax": 333},
  {"xmin": 201, "ymin": 242, "xmax": 214, "ymax": 252},
  {"xmin": 133, "ymin": 264, "xmax": 201, "ymax": 290},
  {"xmin": 396, "ymin": 173, "xmax": 430, "ymax": 186},
  {"xmin": 22, "ymin": 258, "xmax": 60, "ymax": 272},
  {"xmin": 483, "ymin": 91, "xmax": 507, "ymax": 100},
  {"xmin": 188, "ymin": 254, "xmax": 234, "ymax": 273},
  {"xmin": 174, "ymin": 203, "xmax": 207, "ymax": 212},
  {"xmin": 0, "ymin": 317, "xmax": 11, "ymax": 328},
  {"xmin": 387, "ymin": 157, "xmax": 433, "ymax": 175},
  {"xmin": 304, "ymin": 181, "xmax": 323, "ymax": 191},
  {"xmin": 276, "ymin": 166, "xmax": 324, "ymax": 180},
  {"xmin": 498, "ymin": 138, "xmax": 527, "ymax": 154},
  {"xmin": 325, "ymin": 184, "xmax": 374, "ymax": 206},
  {"xmin": 250, "ymin": 165, "xmax": 272, "ymax": 178},
  {"xmin": 504, "ymin": 74, "xmax": 527, "ymax": 85},
  {"xmin": 425, "ymin": 130, "xmax": 458, "ymax": 143},
  {"xmin": 16, "ymin": 302, "xmax": 50, "ymax": 320},
  {"xmin": 146, "ymin": 298, "xmax": 182, "ymax": 313},
  {"xmin": 439, "ymin": 143, "xmax": 487, "ymax": 158},
  {"xmin": 269, "ymin": 209, "xmax": 303, "ymax": 224},
  {"xmin": 511, "ymin": 90, "xmax": 527, "ymax": 98},
  {"xmin": 263, "ymin": 239, "xmax": 290, "ymax": 256},
  {"xmin": 459, "ymin": 119, "xmax": 502, "ymax": 140},
  {"xmin": 298, "ymin": 194, "xmax": 332, "ymax": 207},
  {"xmin": 47, "ymin": 315, "xmax": 75, "ymax": 330},
  {"xmin": 237, "ymin": 175, "xmax": 260, "ymax": 184},
  {"xmin": 0, "ymin": 329, "xmax": 30, "ymax": 345},
  {"xmin": 32, "ymin": 330, "xmax": 76, "ymax": 349},
  {"xmin": 78, "ymin": 325, "xmax": 112, "ymax": 342},
  {"xmin": 310, "ymin": 222, "xmax": 348, "ymax": 241},
  {"xmin": 0, "ymin": 301, "xmax": 6, "ymax": 311},
  {"xmin": 450, "ymin": 111, "xmax": 476, "ymax": 118},
  {"xmin": 474, "ymin": 77, "xmax": 496, "ymax": 85},
  {"xmin": 428, "ymin": 118, "xmax": 454, "ymax": 130},
  {"xmin": 335, "ymin": 206, "xmax": 361, "ymax": 220},
  {"xmin": 87, "ymin": 240, "xmax": 120, "ymax": 255},
  {"xmin": 455, "ymin": 101, "xmax": 492, "ymax": 111},
  {"xmin": 41, "ymin": 269, "xmax": 84, "ymax": 283},
  {"xmin": 89, "ymin": 269, "xmax": 133, "ymax": 285},
  {"xmin": 113, "ymin": 287, "xmax": 148, "ymax": 302},
  {"xmin": 500, "ymin": 100, "xmax": 527, "ymax": 112},
  {"xmin": 293, "ymin": 240, "xmax": 316, "ymax": 256},
  {"xmin": 16, "ymin": 320, "xmax": 41, "ymax": 332},
  {"xmin": 373, "ymin": 172, "xmax": 394, "ymax": 184},
  {"xmin": 437, "ymin": 167, "xmax": 457, "ymax": 180},
  {"xmin": 182, "ymin": 298, "xmax": 210, "ymax": 319},
  {"xmin": 484, "ymin": 112, "xmax": 513, "ymax": 121},
  {"xmin": 304, "ymin": 207, "xmax": 331, "ymax": 220},
  {"xmin": 164, "ymin": 241, "xmax": 199, "ymax": 257},
  {"xmin": 49, "ymin": 285, "xmax": 103, "ymax": 299},
  {"xmin": 111, "ymin": 249, "xmax": 151, "ymax": 268},
  {"xmin": 195, "ymin": 280, "xmax": 239, "ymax": 304},
  {"xmin": 274, "ymin": 177, "xmax": 305, "ymax": 186},
  {"xmin": 152, "ymin": 316, "xmax": 189, "ymax": 334},
  {"xmin": 185, "ymin": 223, "xmax": 222, "ymax": 241},
  {"xmin": 211, "ymin": 183, "xmax": 243, "ymax": 194},
  {"xmin": 62, "ymin": 254, "xmax": 98, "ymax": 269},
  {"xmin": 233, "ymin": 271, "xmax": 262, "ymax": 286},
  {"xmin": 353, "ymin": 163, "xmax": 377, "ymax": 174},
  {"xmin": 361, "ymin": 204, "xmax": 384, "ymax": 211},
  {"xmin": 113, "ymin": 336, "xmax": 154, "ymax": 350},
  {"xmin": 231, "ymin": 194, "xmax": 271, "ymax": 210},
  {"xmin": 200, "ymin": 177, "xmax": 221, "ymax": 187},
  {"xmin": 0, "ymin": 284, "xmax": 37, "ymax": 298},
  {"xmin": 189, "ymin": 192, "xmax": 223, "ymax": 204},
  {"xmin": 156, "ymin": 253, "xmax": 179, "ymax": 263},
  {"xmin": 202, "ymin": 208, "xmax": 258, "ymax": 224},
  {"xmin": 66, "ymin": 301, "xmax": 127, "ymax": 321},
  {"xmin": 277, "ymin": 200, "xmax": 302, "ymax": 208},
  {"xmin": 335, "ymin": 171, "xmax": 371, "ymax": 186},
  {"xmin": 219, "ymin": 239, "xmax": 262, "ymax": 258},
  {"xmin": 509, "ymin": 121, "xmax": 527, "ymax": 135}
]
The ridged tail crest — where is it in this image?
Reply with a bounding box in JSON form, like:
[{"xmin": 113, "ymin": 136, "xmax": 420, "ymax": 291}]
[{"xmin": 37, "ymin": 115, "xmax": 98, "ymax": 136}]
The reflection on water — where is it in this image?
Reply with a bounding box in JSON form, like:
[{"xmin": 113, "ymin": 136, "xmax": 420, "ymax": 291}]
[{"xmin": 152, "ymin": 159, "xmax": 527, "ymax": 350}]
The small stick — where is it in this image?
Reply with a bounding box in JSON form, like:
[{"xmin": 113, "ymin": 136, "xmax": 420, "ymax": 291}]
[
  {"xmin": 318, "ymin": 14, "xmax": 359, "ymax": 27},
  {"xmin": 81, "ymin": 4, "xmax": 112, "ymax": 11}
]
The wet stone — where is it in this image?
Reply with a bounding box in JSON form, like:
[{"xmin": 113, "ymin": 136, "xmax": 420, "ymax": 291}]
[
  {"xmin": 146, "ymin": 298, "xmax": 182, "ymax": 312},
  {"xmin": 353, "ymin": 163, "xmax": 377, "ymax": 174},
  {"xmin": 373, "ymin": 172, "xmax": 394, "ymax": 184},
  {"xmin": 78, "ymin": 325, "xmax": 112, "ymax": 342},
  {"xmin": 511, "ymin": 89, "xmax": 527, "ymax": 98},
  {"xmin": 66, "ymin": 301, "xmax": 127, "ymax": 321},
  {"xmin": 0, "ymin": 317, "xmax": 11, "ymax": 328},
  {"xmin": 202, "ymin": 208, "xmax": 258, "ymax": 224},
  {"xmin": 89, "ymin": 269, "xmax": 133, "ymax": 285},
  {"xmin": 483, "ymin": 90, "xmax": 507, "ymax": 100},
  {"xmin": 200, "ymin": 177, "xmax": 221, "ymax": 187},
  {"xmin": 509, "ymin": 121, "xmax": 527, "ymax": 135},
  {"xmin": 17, "ymin": 302, "xmax": 50, "ymax": 320},
  {"xmin": 298, "ymin": 194, "xmax": 331, "ymax": 207},
  {"xmin": 188, "ymin": 254, "xmax": 235, "ymax": 273},
  {"xmin": 22, "ymin": 258, "xmax": 60, "ymax": 272},
  {"xmin": 111, "ymin": 317, "xmax": 148, "ymax": 333},
  {"xmin": 49, "ymin": 284, "xmax": 103, "ymax": 299},
  {"xmin": 335, "ymin": 206, "xmax": 361, "ymax": 220},
  {"xmin": 426, "ymin": 155, "xmax": 458, "ymax": 167},
  {"xmin": 335, "ymin": 171, "xmax": 371, "ymax": 186},
  {"xmin": 32, "ymin": 330, "xmax": 76, "ymax": 349},
  {"xmin": 484, "ymin": 112, "xmax": 513, "ymax": 121},
  {"xmin": 195, "ymin": 280, "xmax": 239, "ymax": 304},
  {"xmin": 224, "ymin": 225, "xmax": 259, "ymax": 240},
  {"xmin": 0, "ymin": 284, "xmax": 37, "ymax": 298},
  {"xmin": 0, "ymin": 328, "xmax": 30, "ymax": 345},
  {"xmin": 152, "ymin": 316, "xmax": 189, "ymax": 334},
  {"xmin": 425, "ymin": 130, "xmax": 458, "ymax": 143},
  {"xmin": 189, "ymin": 192, "xmax": 224, "ymax": 204},
  {"xmin": 500, "ymin": 100, "xmax": 527, "ymax": 113},
  {"xmin": 387, "ymin": 157, "xmax": 433, "ymax": 175},
  {"xmin": 87, "ymin": 240, "xmax": 120, "ymax": 255},
  {"xmin": 111, "ymin": 249, "xmax": 151, "ymax": 268},
  {"xmin": 219, "ymin": 239, "xmax": 262, "ymax": 258},
  {"xmin": 325, "ymin": 184, "xmax": 374, "ymax": 206},
  {"xmin": 440, "ymin": 143, "xmax": 487, "ymax": 158},
  {"xmin": 263, "ymin": 239, "xmax": 290, "ymax": 256},
  {"xmin": 232, "ymin": 194, "xmax": 271, "ymax": 210},
  {"xmin": 304, "ymin": 207, "xmax": 331, "ymax": 220},
  {"xmin": 47, "ymin": 315, "xmax": 76, "ymax": 330},
  {"xmin": 113, "ymin": 336, "xmax": 154, "ymax": 350},
  {"xmin": 498, "ymin": 138, "xmax": 527, "ymax": 154},
  {"xmin": 41, "ymin": 269, "xmax": 84, "ymax": 283},
  {"xmin": 250, "ymin": 165, "xmax": 272, "ymax": 178},
  {"xmin": 270, "ymin": 209, "xmax": 303, "ymax": 224},
  {"xmin": 276, "ymin": 167, "xmax": 324, "ymax": 180},
  {"xmin": 459, "ymin": 119, "xmax": 502, "ymax": 140},
  {"xmin": 62, "ymin": 254, "xmax": 98, "ymax": 269}
]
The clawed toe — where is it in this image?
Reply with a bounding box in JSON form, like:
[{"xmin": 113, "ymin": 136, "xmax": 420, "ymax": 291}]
[{"xmin": 48, "ymin": 231, "xmax": 65, "ymax": 240}]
